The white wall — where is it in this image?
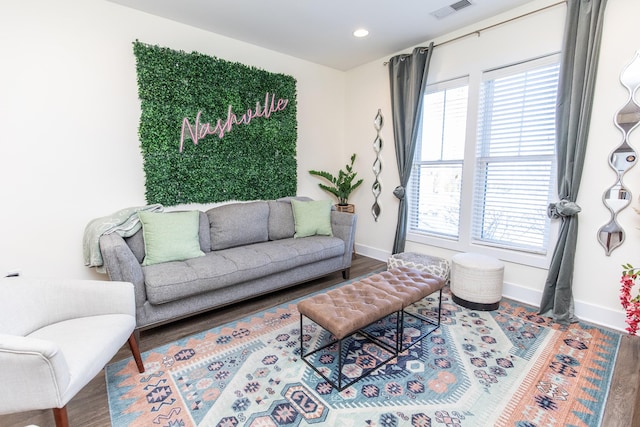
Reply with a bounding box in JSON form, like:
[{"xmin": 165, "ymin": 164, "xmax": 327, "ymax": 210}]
[
  {"xmin": 0, "ymin": 0, "xmax": 346, "ymax": 281},
  {"xmin": 576, "ymin": 0, "xmax": 640, "ymax": 328},
  {"xmin": 1, "ymin": 0, "xmax": 638, "ymax": 332},
  {"xmin": 346, "ymin": 0, "xmax": 640, "ymax": 331}
]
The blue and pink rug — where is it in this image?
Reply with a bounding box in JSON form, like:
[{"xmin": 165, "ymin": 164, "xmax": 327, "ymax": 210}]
[{"xmin": 106, "ymin": 273, "xmax": 621, "ymax": 426}]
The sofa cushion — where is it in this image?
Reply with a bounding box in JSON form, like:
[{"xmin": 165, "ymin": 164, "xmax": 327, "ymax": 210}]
[
  {"xmin": 197, "ymin": 211, "xmax": 212, "ymax": 252},
  {"xmin": 125, "ymin": 231, "xmax": 146, "ymax": 264},
  {"xmin": 138, "ymin": 211, "xmax": 205, "ymax": 266},
  {"xmin": 143, "ymin": 236, "xmax": 345, "ymax": 304},
  {"xmin": 126, "ymin": 211, "xmax": 211, "ymax": 262},
  {"xmin": 207, "ymin": 202, "xmax": 269, "ymax": 250},
  {"xmin": 268, "ymin": 200, "xmax": 295, "ymax": 240},
  {"xmin": 291, "ymin": 199, "xmax": 333, "ymax": 238},
  {"xmin": 267, "ymin": 196, "xmax": 313, "ymax": 240},
  {"xmin": 268, "ymin": 196, "xmax": 314, "ymax": 240}
]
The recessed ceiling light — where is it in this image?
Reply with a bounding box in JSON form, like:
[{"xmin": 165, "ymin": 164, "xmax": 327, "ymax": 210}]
[{"xmin": 353, "ymin": 29, "xmax": 369, "ymax": 38}]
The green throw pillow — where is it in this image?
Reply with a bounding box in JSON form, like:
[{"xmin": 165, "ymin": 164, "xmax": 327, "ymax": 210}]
[
  {"xmin": 138, "ymin": 210, "xmax": 205, "ymax": 266},
  {"xmin": 291, "ymin": 199, "xmax": 333, "ymax": 238}
]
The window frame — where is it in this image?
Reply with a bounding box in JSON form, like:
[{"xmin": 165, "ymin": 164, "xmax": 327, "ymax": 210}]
[{"xmin": 407, "ymin": 54, "xmax": 561, "ymax": 269}]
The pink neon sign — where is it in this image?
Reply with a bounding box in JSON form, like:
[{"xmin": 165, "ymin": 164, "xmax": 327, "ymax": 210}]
[{"xmin": 179, "ymin": 92, "xmax": 289, "ymax": 152}]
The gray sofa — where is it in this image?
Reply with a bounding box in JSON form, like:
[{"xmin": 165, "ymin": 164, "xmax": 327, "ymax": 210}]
[{"xmin": 99, "ymin": 198, "xmax": 357, "ymax": 331}]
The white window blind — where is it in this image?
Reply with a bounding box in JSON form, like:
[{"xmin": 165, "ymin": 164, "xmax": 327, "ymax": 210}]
[
  {"xmin": 409, "ymin": 78, "xmax": 468, "ymax": 238},
  {"xmin": 472, "ymin": 58, "xmax": 559, "ymax": 252}
]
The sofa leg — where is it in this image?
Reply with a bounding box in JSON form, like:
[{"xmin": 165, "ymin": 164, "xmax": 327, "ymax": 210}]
[
  {"xmin": 128, "ymin": 333, "xmax": 145, "ymax": 373},
  {"xmin": 342, "ymin": 268, "xmax": 350, "ymax": 280},
  {"xmin": 53, "ymin": 406, "xmax": 69, "ymax": 427}
]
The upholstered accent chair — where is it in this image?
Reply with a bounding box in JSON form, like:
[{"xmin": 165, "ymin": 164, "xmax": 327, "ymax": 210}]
[{"xmin": 0, "ymin": 277, "xmax": 145, "ymax": 427}]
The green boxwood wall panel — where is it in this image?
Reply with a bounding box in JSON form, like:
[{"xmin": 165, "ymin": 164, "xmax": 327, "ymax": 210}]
[{"xmin": 133, "ymin": 41, "xmax": 297, "ymax": 205}]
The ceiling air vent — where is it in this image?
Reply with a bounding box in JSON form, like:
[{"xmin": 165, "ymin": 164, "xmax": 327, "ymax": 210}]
[
  {"xmin": 431, "ymin": 0, "xmax": 473, "ymax": 19},
  {"xmin": 451, "ymin": 0, "xmax": 473, "ymax": 11}
]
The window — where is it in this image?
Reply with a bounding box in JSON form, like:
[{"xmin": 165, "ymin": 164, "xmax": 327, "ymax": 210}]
[
  {"xmin": 408, "ymin": 55, "xmax": 560, "ymax": 261},
  {"xmin": 473, "ymin": 59, "xmax": 559, "ymax": 252},
  {"xmin": 409, "ymin": 78, "xmax": 468, "ymax": 239}
]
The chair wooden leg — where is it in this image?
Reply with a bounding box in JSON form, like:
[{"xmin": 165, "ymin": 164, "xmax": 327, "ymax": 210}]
[
  {"xmin": 128, "ymin": 332, "xmax": 145, "ymax": 373},
  {"xmin": 53, "ymin": 406, "xmax": 69, "ymax": 427}
]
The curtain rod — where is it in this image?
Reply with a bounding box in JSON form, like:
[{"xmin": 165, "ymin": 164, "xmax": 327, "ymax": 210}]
[{"xmin": 384, "ymin": 0, "xmax": 567, "ymax": 65}]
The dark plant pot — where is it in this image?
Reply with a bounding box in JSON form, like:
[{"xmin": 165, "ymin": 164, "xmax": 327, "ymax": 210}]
[{"xmin": 335, "ymin": 204, "xmax": 355, "ymax": 214}]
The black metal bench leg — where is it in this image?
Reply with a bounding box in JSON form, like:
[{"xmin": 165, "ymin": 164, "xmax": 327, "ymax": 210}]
[
  {"xmin": 437, "ymin": 288, "xmax": 443, "ymax": 326},
  {"xmin": 300, "ymin": 313, "xmax": 304, "ymax": 357},
  {"xmin": 300, "ymin": 312, "xmax": 404, "ymax": 392},
  {"xmin": 338, "ymin": 338, "xmax": 343, "ymax": 390},
  {"xmin": 399, "ymin": 288, "xmax": 444, "ymax": 352},
  {"xmin": 397, "ymin": 310, "xmax": 404, "ymax": 353}
]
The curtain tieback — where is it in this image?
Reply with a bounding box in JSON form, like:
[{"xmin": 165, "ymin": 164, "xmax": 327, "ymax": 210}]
[
  {"xmin": 393, "ymin": 186, "xmax": 405, "ymax": 200},
  {"xmin": 547, "ymin": 199, "xmax": 581, "ymax": 219}
]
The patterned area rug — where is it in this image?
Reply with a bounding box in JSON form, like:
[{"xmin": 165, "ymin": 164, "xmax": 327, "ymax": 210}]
[{"xmin": 106, "ymin": 273, "xmax": 621, "ymax": 427}]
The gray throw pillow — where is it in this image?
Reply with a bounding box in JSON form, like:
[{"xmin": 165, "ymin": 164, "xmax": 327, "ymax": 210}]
[
  {"xmin": 207, "ymin": 202, "xmax": 269, "ymax": 250},
  {"xmin": 268, "ymin": 200, "xmax": 295, "ymax": 240}
]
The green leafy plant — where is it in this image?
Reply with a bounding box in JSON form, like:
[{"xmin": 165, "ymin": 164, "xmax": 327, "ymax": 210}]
[{"xmin": 309, "ymin": 154, "xmax": 363, "ymax": 205}]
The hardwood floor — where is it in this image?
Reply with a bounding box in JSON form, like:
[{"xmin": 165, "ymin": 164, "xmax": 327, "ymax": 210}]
[{"xmin": 2, "ymin": 255, "xmax": 638, "ymax": 427}]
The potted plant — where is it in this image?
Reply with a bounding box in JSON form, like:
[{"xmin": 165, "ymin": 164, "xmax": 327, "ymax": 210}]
[{"xmin": 309, "ymin": 153, "xmax": 363, "ymax": 213}]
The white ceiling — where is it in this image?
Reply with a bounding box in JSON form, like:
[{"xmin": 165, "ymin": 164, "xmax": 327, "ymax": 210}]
[{"xmin": 109, "ymin": 0, "xmax": 538, "ymax": 71}]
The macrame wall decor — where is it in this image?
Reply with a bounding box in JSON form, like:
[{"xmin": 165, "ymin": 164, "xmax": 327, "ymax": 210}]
[{"xmin": 133, "ymin": 41, "xmax": 298, "ymax": 206}]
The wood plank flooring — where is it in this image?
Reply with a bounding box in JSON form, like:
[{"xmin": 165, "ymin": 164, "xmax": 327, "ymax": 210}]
[{"xmin": 2, "ymin": 255, "xmax": 638, "ymax": 427}]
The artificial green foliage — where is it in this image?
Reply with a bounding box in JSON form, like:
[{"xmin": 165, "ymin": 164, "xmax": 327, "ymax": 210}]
[
  {"xmin": 309, "ymin": 153, "xmax": 363, "ymax": 205},
  {"xmin": 132, "ymin": 41, "xmax": 298, "ymax": 205}
]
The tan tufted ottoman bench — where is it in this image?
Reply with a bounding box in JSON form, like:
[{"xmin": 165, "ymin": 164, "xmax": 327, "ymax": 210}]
[{"xmin": 298, "ymin": 267, "xmax": 445, "ymax": 391}]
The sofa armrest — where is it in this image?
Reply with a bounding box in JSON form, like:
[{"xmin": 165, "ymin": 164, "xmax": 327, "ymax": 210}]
[
  {"xmin": 331, "ymin": 211, "xmax": 357, "ymax": 267},
  {"xmin": 99, "ymin": 234, "xmax": 146, "ymax": 309},
  {"xmin": 0, "ymin": 334, "xmax": 70, "ymax": 411}
]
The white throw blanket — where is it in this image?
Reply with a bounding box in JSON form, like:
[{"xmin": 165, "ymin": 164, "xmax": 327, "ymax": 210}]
[{"xmin": 83, "ymin": 204, "xmax": 163, "ymax": 273}]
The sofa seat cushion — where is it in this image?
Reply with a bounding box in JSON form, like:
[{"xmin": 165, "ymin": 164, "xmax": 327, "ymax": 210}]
[
  {"xmin": 28, "ymin": 314, "xmax": 135, "ymax": 397},
  {"xmin": 143, "ymin": 235, "xmax": 345, "ymax": 305}
]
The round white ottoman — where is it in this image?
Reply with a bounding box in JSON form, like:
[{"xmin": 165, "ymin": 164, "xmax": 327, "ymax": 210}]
[
  {"xmin": 387, "ymin": 252, "xmax": 450, "ymax": 282},
  {"xmin": 450, "ymin": 252, "xmax": 504, "ymax": 311}
]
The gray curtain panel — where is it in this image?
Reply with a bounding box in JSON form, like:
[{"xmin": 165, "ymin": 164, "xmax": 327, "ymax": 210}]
[
  {"xmin": 387, "ymin": 43, "xmax": 434, "ymax": 254},
  {"xmin": 539, "ymin": 0, "xmax": 608, "ymax": 324}
]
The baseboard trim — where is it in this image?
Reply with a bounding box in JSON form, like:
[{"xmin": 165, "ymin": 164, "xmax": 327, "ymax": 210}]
[
  {"xmin": 355, "ymin": 244, "xmax": 389, "ymax": 263},
  {"xmin": 503, "ymin": 281, "xmax": 626, "ymax": 333}
]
